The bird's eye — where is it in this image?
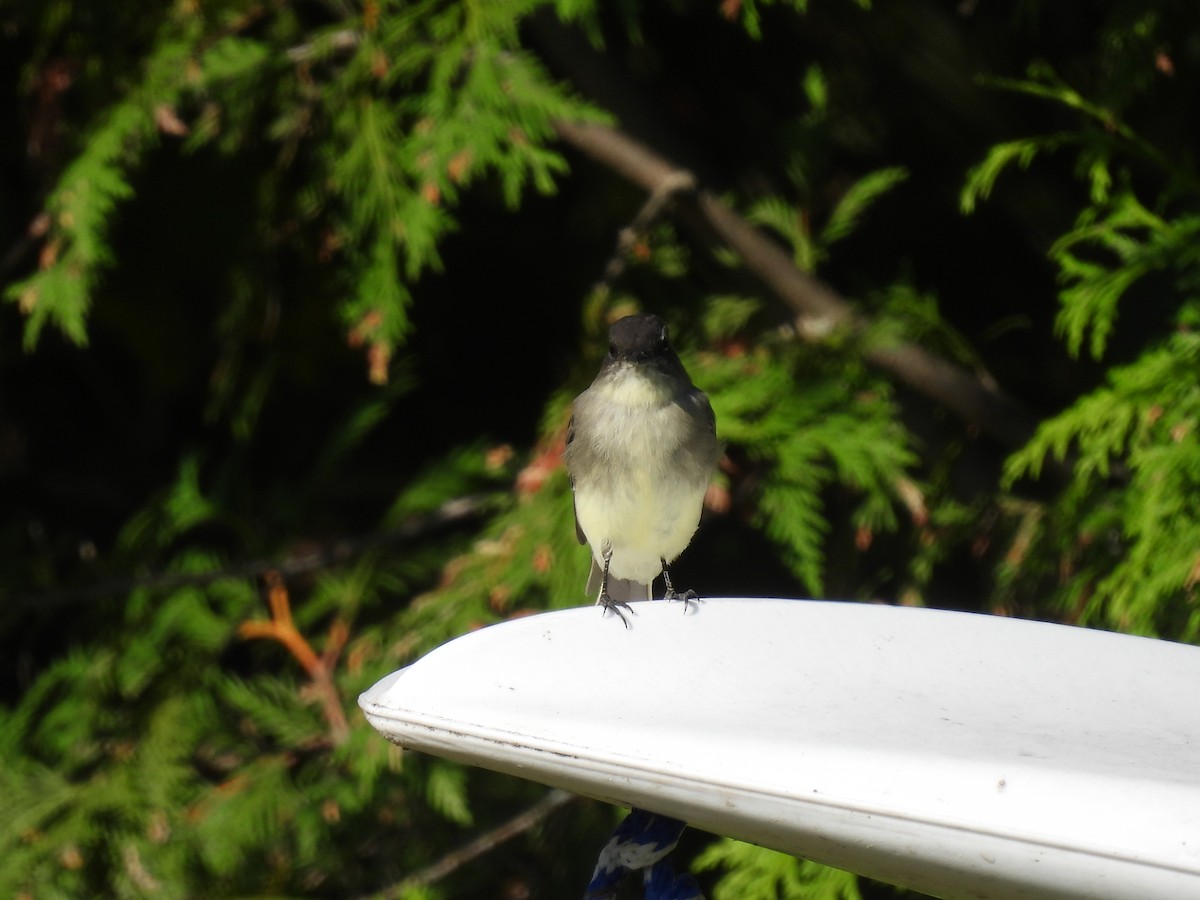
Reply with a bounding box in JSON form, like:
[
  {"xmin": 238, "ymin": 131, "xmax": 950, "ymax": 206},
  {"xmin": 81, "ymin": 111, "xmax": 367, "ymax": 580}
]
[
  {"xmin": 657, "ymin": 327, "xmax": 669, "ymax": 349},
  {"xmin": 608, "ymin": 341, "xmax": 619, "ymax": 357}
]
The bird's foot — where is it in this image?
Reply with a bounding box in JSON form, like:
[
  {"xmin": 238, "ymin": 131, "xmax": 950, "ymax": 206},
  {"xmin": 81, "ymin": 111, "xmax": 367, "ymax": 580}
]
[
  {"xmin": 663, "ymin": 587, "xmax": 700, "ymax": 614},
  {"xmin": 660, "ymin": 559, "xmax": 699, "ymax": 613},
  {"xmin": 598, "ymin": 592, "xmax": 633, "ymax": 628}
]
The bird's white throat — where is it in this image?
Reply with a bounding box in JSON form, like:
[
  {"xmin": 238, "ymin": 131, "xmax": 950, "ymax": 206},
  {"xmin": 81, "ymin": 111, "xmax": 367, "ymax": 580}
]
[{"xmin": 593, "ymin": 364, "xmax": 675, "ymax": 408}]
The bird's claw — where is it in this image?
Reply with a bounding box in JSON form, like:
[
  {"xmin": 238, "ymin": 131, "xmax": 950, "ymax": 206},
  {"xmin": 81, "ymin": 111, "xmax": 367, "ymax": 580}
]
[
  {"xmin": 599, "ymin": 593, "xmax": 633, "ymax": 628},
  {"xmin": 663, "ymin": 587, "xmax": 700, "ymax": 614}
]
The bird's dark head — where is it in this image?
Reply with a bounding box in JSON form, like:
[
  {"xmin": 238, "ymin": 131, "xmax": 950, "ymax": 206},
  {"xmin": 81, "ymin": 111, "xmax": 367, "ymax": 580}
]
[{"xmin": 606, "ymin": 314, "xmax": 673, "ymax": 364}]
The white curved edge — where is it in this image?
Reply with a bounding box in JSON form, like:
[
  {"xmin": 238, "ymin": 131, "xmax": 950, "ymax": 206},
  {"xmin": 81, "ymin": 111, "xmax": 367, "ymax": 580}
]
[{"xmin": 357, "ymin": 598, "xmax": 1200, "ymax": 900}]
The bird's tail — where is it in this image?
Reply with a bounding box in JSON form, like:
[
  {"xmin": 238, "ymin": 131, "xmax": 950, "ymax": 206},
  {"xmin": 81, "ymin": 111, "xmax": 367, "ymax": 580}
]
[{"xmin": 586, "ymin": 558, "xmax": 652, "ymax": 604}]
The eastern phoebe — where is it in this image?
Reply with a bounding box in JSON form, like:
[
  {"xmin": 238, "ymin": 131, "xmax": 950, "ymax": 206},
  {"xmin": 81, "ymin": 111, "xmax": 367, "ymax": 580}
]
[{"xmin": 565, "ymin": 314, "xmax": 720, "ymax": 623}]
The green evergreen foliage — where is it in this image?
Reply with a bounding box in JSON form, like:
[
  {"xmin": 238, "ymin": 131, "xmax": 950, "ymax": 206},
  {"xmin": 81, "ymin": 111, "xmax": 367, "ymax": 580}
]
[
  {"xmin": 6, "ymin": 14, "xmax": 200, "ymax": 347},
  {"xmin": 4, "ymin": 1, "xmax": 1200, "ymax": 897},
  {"xmin": 702, "ymin": 336, "xmax": 915, "ymax": 594},
  {"xmin": 694, "ymin": 840, "xmax": 861, "ymax": 900},
  {"xmin": 961, "ymin": 31, "xmax": 1200, "ymax": 641}
]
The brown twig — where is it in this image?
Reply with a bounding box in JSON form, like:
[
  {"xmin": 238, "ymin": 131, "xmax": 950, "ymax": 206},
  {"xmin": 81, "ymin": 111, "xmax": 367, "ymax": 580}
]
[
  {"xmin": 239, "ymin": 571, "xmax": 351, "ymax": 745},
  {"xmin": 285, "ymin": 28, "xmax": 361, "ymax": 63},
  {"xmin": 552, "ymin": 119, "xmax": 1040, "ymax": 450},
  {"xmin": 590, "ymin": 169, "xmax": 697, "ymax": 299},
  {"xmin": 365, "ymin": 789, "xmax": 576, "ymax": 899},
  {"xmin": 0, "ymin": 211, "xmax": 51, "ymax": 279}
]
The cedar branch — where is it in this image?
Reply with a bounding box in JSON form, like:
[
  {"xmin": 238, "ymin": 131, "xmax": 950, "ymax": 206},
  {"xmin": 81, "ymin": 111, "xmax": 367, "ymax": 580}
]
[
  {"xmin": 552, "ymin": 119, "xmax": 1039, "ymax": 450},
  {"xmin": 239, "ymin": 571, "xmax": 351, "ymax": 745}
]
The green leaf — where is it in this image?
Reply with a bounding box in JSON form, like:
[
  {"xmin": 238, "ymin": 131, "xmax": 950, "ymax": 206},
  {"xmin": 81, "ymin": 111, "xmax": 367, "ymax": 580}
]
[
  {"xmin": 695, "ymin": 839, "xmax": 861, "ymax": 900},
  {"xmin": 426, "ymin": 761, "xmax": 474, "ymax": 826},
  {"xmin": 961, "ymin": 135, "xmax": 1063, "ymax": 214},
  {"xmin": 820, "ymin": 166, "xmax": 907, "ymax": 248},
  {"xmin": 802, "ymin": 64, "xmax": 828, "ymax": 115}
]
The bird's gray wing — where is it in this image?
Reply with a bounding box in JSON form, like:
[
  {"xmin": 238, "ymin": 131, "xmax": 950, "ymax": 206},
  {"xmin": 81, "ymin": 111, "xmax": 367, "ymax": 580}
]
[
  {"xmin": 566, "ymin": 414, "xmax": 587, "ymax": 545},
  {"xmin": 695, "ymin": 388, "xmax": 717, "ymax": 435},
  {"xmin": 572, "ymin": 498, "xmax": 587, "ymax": 545}
]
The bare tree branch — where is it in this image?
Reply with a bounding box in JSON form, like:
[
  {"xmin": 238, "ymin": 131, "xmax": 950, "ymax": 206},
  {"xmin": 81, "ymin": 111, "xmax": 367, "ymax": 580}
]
[
  {"xmin": 365, "ymin": 789, "xmax": 576, "ymax": 899},
  {"xmin": 589, "ymin": 169, "xmax": 696, "ymax": 301},
  {"xmin": 552, "ymin": 119, "xmax": 1039, "ymax": 450}
]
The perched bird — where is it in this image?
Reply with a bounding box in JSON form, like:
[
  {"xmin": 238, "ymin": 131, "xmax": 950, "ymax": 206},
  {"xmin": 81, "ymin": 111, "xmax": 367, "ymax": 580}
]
[{"xmin": 564, "ymin": 314, "xmax": 720, "ymax": 623}]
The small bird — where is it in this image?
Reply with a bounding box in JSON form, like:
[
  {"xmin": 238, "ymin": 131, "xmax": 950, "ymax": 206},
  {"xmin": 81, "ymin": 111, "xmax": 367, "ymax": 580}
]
[{"xmin": 564, "ymin": 314, "xmax": 720, "ymax": 623}]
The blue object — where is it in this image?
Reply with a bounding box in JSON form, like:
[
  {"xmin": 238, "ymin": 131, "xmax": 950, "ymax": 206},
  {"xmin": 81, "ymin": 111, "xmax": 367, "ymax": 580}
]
[{"xmin": 584, "ymin": 808, "xmax": 702, "ymax": 899}]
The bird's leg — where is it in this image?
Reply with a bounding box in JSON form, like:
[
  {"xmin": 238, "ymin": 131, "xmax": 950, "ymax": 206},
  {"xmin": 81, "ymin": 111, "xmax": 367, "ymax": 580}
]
[
  {"xmin": 597, "ymin": 545, "xmax": 632, "ymax": 628},
  {"xmin": 660, "ymin": 558, "xmax": 698, "ymax": 613}
]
